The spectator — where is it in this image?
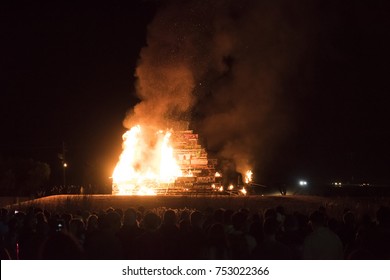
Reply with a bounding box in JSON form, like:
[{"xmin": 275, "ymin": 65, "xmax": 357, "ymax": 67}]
[
  {"xmin": 182, "ymin": 210, "xmax": 207, "ymax": 259},
  {"xmin": 133, "ymin": 212, "xmax": 162, "ymax": 259},
  {"xmin": 228, "ymin": 211, "xmax": 256, "ymax": 259},
  {"xmin": 278, "ymin": 214, "xmax": 303, "ymax": 259},
  {"xmin": 205, "ymin": 223, "xmax": 230, "ymax": 259},
  {"xmin": 84, "ymin": 211, "xmax": 123, "ymax": 259},
  {"xmin": 117, "ymin": 208, "xmax": 143, "ymax": 259},
  {"xmin": 39, "ymin": 231, "xmax": 84, "ymax": 260},
  {"xmin": 69, "ymin": 218, "xmax": 86, "ymax": 246},
  {"xmin": 303, "ymin": 210, "xmax": 343, "ymax": 259},
  {"xmin": 158, "ymin": 209, "xmax": 182, "ymax": 259},
  {"xmin": 252, "ymin": 218, "xmax": 291, "ymax": 259}
]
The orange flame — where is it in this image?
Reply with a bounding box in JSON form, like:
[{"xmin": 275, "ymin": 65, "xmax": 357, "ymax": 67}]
[
  {"xmin": 112, "ymin": 125, "xmax": 182, "ymax": 195},
  {"xmin": 245, "ymin": 170, "xmax": 253, "ymax": 184}
]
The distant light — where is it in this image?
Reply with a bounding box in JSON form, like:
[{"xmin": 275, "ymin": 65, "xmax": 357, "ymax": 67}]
[
  {"xmin": 63, "ymin": 163, "xmax": 68, "ymax": 168},
  {"xmin": 228, "ymin": 184, "xmax": 234, "ymax": 190},
  {"xmin": 299, "ymin": 180, "xmax": 307, "ymax": 186}
]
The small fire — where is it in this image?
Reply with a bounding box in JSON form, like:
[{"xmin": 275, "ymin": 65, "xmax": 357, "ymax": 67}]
[
  {"xmin": 240, "ymin": 187, "xmax": 247, "ymax": 195},
  {"xmin": 112, "ymin": 125, "xmax": 182, "ymax": 195},
  {"xmin": 245, "ymin": 170, "xmax": 253, "ymax": 184},
  {"xmin": 215, "ymin": 172, "xmax": 222, "ymax": 177},
  {"xmin": 228, "ymin": 184, "xmax": 234, "ymax": 190}
]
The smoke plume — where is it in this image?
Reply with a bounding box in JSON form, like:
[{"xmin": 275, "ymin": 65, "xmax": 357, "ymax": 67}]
[{"xmin": 125, "ymin": 0, "xmax": 311, "ymax": 180}]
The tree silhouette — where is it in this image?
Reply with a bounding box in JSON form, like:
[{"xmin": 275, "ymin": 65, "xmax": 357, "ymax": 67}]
[{"xmin": 0, "ymin": 158, "xmax": 50, "ymax": 196}]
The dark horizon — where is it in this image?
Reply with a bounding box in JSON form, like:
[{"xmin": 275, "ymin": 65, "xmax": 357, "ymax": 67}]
[{"xmin": 1, "ymin": 1, "xmax": 390, "ymax": 189}]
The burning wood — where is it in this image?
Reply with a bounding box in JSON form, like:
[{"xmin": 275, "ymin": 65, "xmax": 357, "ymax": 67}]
[
  {"xmin": 112, "ymin": 125, "xmax": 220, "ymax": 195},
  {"xmin": 112, "ymin": 125, "xmax": 182, "ymax": 195}
]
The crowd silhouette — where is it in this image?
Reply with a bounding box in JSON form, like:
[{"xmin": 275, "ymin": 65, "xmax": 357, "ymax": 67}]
[{"xmin": 0, "ymin": 204, "xmax": 389, "ymax": 260}]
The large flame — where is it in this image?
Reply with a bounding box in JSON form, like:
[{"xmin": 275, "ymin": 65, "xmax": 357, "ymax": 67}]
[
  {"xmin": 112, "ymin": 125, "xmax": 182, "ymax": 195},
  {"xmin": 245, "ymin": 170, "xmax": 253, "ymax": 184}
]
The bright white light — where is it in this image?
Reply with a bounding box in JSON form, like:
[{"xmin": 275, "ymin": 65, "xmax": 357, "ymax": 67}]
[
  {"xmin": 63, "ymin": 163, "xmax": 68, "ymax": 168},
  {"xmin": 299, "ymin": 180, "xmax": 307, "ymax": 186}
]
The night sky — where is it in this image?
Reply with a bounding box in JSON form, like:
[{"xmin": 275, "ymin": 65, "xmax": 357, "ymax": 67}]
[{"xmin": 1, "ymin": 0, "xmax": 389, "ymax": 187}]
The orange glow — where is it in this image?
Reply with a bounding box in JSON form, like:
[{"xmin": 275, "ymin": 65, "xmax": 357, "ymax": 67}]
[
  {"xmin": 184, "ymin": 170, "xmax": 194, "ymax": 177},
  {"xmin": 112, "ymin": 125, "xmax": 182, "ymax": 195},
  {"xmin": 215, "ymin": 172, "xmax": 222, "ymax": 177},
  {"xmin": 240, "ymin": 187, "xmax": 247, "ymax": 195},
  {"xmin": 245, "ymin": 170, "xmax": 253, "ymax": 184}
]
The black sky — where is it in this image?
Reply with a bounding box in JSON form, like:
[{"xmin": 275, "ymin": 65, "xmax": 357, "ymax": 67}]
[{"xmin": 1, "ymin": 0, "xmax": 389, "ymax": 187}]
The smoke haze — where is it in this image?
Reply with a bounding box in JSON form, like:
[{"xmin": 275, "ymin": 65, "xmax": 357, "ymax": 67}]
[{"xmin": 125, "ymin": 0, "xmax": 312, "ymax": 180}]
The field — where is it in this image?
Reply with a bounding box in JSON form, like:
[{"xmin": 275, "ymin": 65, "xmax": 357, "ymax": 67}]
[{"xmin": 6, "ymin": 194, "xmax": 390, "ymax": 219}]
